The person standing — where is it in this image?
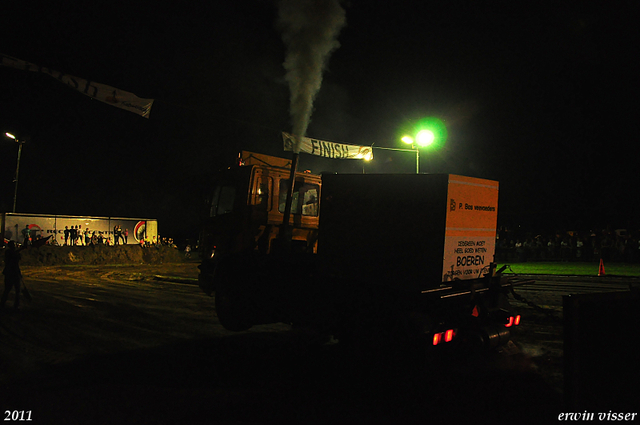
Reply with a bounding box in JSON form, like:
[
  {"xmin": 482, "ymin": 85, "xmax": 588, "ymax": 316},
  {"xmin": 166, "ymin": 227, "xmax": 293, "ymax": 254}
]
[
  {"xmin": 64, "ymin": 226, "xmax": 70, "ymax": 246},
  {"xmin": 21, "ymin": 225, "xmax": 31, "ymax": 247},
  {"xmin": 1, "ymin": 241, "xmax": 22, "ymax": 310},
  {"xmin": 123, "ymin": 228, "xmax": 129, "ymax": 244}
]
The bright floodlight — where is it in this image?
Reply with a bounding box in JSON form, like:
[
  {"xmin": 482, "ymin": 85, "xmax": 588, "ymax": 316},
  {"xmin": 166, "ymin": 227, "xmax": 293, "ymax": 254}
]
[
  {"xmin": 5, "ymin": 132, "xmax": 16, "ymax": 140},
  {"xmin": 401, "ymin": 135, "xmax": 414, "ymax": 145},
  {"xmin": 357, "ymin": 150, "xmax": 374, "ymax": 161},
  {"xmin": 416, "ymin": 129, "xmax": 434, "ymax": 147}
]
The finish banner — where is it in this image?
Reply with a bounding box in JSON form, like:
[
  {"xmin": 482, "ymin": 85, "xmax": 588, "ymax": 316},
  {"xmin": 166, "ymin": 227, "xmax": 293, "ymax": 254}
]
[
  {"xmin": 282, "ymin": 132, "xmax": 373, "ymax": 160},
  {"xmin": 1, "ymin": 53, "xmax": 154, "ymax": 118}
]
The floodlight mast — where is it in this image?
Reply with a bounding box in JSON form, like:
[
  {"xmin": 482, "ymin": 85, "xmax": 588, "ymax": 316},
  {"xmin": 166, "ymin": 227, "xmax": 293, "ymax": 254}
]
[
  {"xmin": 401, "ymin": 136, "xmax": 420, "ymax": 174},
  {"xmin": 376, "ymin": 143, "xmax": 420, "ymax": 174},
  {"xmin": 5, "ymin": 132, "xmax": 25, "ymax": 213}
]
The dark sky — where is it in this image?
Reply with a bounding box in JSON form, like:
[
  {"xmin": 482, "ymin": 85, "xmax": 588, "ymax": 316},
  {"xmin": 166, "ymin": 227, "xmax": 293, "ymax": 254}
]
[{"xmin": 1, "ymin": 1, "xmax": 638, "ymax": 238}]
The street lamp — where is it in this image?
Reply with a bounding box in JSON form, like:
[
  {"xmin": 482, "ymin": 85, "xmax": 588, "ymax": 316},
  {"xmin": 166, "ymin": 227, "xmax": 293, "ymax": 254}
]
[
  {"xmin": 5, "ymin": 132, "xmax": 26, "ymax": 213},
  {"xmin": 401, "ymin": 129, "xmax": 434, "ymax": 173},
  {"xmin": 397, "ymin": 116, "xmax": 447, "ymax": 173}
]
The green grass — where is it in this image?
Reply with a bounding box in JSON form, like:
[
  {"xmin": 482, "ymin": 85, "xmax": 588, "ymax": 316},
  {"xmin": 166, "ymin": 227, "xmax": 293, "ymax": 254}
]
[{"xmin": 497, "ymin": 262, "xmax": 640, "ymax": 277}]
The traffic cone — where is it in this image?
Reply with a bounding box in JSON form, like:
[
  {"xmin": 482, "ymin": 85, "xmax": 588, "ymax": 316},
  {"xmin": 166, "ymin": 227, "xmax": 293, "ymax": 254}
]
[{"xmin": 598, "ymin": 258, "xmax": 606, "ymax": 276}]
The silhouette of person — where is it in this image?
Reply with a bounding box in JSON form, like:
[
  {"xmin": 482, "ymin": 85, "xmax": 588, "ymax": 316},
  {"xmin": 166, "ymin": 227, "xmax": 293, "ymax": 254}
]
[
  {"xmin": 1, "ymin": 241, "xmax": 22, "ymax": 310},
  {"xmin": 21, "ymin": 225, "xmax": 30, "ymax": 247},
  {"xmin": 70, "ymin": 226, "xmax": 77, "ymax": 246}
]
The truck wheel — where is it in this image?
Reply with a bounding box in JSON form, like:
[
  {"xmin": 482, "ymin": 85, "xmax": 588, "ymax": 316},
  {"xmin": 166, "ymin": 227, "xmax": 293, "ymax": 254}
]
[{"xmin": 213, "ymin": 258, "xmax": 254, "ymax": 332}]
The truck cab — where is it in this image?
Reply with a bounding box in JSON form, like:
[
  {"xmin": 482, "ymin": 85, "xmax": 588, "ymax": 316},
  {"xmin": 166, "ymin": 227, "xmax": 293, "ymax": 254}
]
[{"xmin": 198, "ymin": 151, "xmax": 321, "ymax": 296}]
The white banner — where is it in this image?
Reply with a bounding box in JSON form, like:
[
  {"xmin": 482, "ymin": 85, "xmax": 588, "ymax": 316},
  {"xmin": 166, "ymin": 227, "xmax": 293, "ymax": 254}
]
[
  {"xmin": 282, "ymin": 132, "xmax": 372, "ymax": 160},
  {"xmin": 2, "ymin": 213, "xmax": 156, "ymax": 246},
  {"xmin": 1, "ymin": 53, "xmax": 154, "ymax": 118}
]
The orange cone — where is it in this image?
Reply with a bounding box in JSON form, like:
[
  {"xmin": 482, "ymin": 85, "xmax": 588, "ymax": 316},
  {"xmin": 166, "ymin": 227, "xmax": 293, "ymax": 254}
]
[{"xmin": 598, "ymin": 259, "xmax": 606, "ymax": 276}]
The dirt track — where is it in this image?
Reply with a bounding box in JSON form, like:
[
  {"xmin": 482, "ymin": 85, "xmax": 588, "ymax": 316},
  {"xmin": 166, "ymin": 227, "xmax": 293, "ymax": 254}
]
[
  {"xmin": 17, "ymin": 244, "xmax": 187, "ymax": 267},
  {"xmin": 1, "ymin": 261, "xmax": 564, "ymax": 424}
]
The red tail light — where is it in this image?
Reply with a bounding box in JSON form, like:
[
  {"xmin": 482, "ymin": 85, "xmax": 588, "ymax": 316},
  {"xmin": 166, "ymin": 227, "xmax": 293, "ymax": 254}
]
[
  {"xmin": 505, "ymin": 315, "xmax": 521, "ymax": 328},
  {"xmin": 433, "ymin": 333, "xmax": 442, "ymax": 346},
  {"xmin": 433, "ymin": 329, "xmax": 457, "ymax": 346},
  {"xmin": 445, "ymin": 329, "xmax": 455, "ymax": 342}
]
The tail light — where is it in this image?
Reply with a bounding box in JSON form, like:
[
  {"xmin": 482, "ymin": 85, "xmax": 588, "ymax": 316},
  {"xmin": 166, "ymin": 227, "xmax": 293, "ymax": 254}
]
[
  {"xmin": 432, "ymin": 329, "xmax": 457, "ymax": 346},
  {"xmin": 445, "ymin": 329, "xmax": 455, "ymax": 342},
  {"xmin": 505, "ymin": 314, "xmax": 521, "ymax": 328}
]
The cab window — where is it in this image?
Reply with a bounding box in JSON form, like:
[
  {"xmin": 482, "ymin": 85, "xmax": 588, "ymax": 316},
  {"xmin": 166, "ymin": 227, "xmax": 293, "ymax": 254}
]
[
  {"xmin": 278, "ymin": 180, "xmax": 319, "ymax": 216},
  {"xmin": 210, "ymin": 184, "xmax": 236, "ymax": 217},
  {"xmin": 254, "ymin": 176, "xmax": 272, "ymax": 212}
]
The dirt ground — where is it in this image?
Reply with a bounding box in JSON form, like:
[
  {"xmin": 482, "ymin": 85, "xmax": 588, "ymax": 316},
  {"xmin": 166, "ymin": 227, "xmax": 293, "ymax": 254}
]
[
  {"xmin": 0, "ymin": 253, "xmax": 567, "ymax": 424},
  {"xmin": 17, "ymin": 244, "xmax": 188, "ymax": 267}
]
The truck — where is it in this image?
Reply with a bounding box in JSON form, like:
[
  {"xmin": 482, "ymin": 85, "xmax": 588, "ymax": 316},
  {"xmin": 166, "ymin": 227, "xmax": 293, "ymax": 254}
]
[{"xmin": 198, "ymin": 151, "xmax": 524, "ymax": 350}]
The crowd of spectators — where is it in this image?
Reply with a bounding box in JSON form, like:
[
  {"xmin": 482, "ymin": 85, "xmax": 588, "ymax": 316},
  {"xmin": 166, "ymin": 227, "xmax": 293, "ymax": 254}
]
[{"xmin": 495, "ymin": 227, "xmax": 640, "ymax": 263}]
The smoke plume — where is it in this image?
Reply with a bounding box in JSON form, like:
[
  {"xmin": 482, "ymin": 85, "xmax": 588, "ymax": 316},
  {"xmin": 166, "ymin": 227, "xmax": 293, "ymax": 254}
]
[{"xmin": 277, "ymin": 0, "xmax": 346, "ymax": 151}]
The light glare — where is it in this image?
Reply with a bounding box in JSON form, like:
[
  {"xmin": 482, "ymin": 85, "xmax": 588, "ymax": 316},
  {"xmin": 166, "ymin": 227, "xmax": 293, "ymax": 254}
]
[{"xmin": 416, "ymin": 129, "xmax": 434, "ymax": 147}]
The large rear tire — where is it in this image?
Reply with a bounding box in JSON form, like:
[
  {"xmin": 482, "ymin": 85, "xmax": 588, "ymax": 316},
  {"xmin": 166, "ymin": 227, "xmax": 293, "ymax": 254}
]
[{"xmin": 213, "ymin": 257, "xmax": 255, "ymax": 332}]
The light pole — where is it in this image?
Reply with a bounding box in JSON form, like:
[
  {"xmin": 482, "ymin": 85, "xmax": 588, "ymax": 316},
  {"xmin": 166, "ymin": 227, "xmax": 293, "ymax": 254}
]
[
  {"xmin": 401, "ymin": 129, "xmax": 434, "ymax": 173},
  {"xmin": 371, "ymin": 145, "xmax": 421, "ymax": 173},
  {"xmin": 5, "ymin": 133, "xmax": 26, "ymax": 213}
]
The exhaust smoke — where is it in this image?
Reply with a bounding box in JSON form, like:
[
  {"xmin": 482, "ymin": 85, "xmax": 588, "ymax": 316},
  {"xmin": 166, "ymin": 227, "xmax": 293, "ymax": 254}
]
[{"xmin": 277, "ymin": 0, "xmax": 346, "ymax": 152}]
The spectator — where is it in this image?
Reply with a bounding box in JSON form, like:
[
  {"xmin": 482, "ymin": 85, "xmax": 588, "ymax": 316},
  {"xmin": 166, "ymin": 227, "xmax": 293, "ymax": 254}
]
[
  {"xmin": 70, "ymin": 226, "xmax": 77, "ymax": 246},
  {"xmin": 515, "ymin": 240, "xmax": 524, "ymax": 262},
  {"xmin": 560, "ymin": 237, "xmax": 570, "ymax": 262},
  {"xmin": 1, "ymin": 241, "xmax": 22, "ymax": 310},
  {"xmin": 576, "ymin": 238, "xmax": 584, "ymax": 261},
  {"xmin": 21, "ymin": 225, "xmax": 30, "ymax": 247}
]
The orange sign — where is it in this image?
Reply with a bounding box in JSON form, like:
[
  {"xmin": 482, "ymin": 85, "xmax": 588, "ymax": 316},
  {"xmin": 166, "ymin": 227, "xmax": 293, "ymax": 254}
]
[{"xmin": 442, "ymin": 175, "xmax": 499, "ymax": 281}]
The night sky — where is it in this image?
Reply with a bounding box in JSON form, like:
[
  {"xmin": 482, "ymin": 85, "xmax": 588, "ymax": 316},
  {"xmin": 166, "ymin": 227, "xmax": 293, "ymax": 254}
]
[{"xmin": 1, "ymin": 1, "xmax": 638, "ymax": 240}]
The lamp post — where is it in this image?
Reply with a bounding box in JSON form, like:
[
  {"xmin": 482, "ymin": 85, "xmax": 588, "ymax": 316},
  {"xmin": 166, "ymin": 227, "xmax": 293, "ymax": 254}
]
[
  {"xmin": 400, "ymin": 129, "xmax": 434, "ymax": 173},
  {"xmin": 5, "ymin": 133, "xmax": 26, "ymax": 213},
  {"xmin": 371, "ymin": 145, "xmax": 421, "ymax": 173}
]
